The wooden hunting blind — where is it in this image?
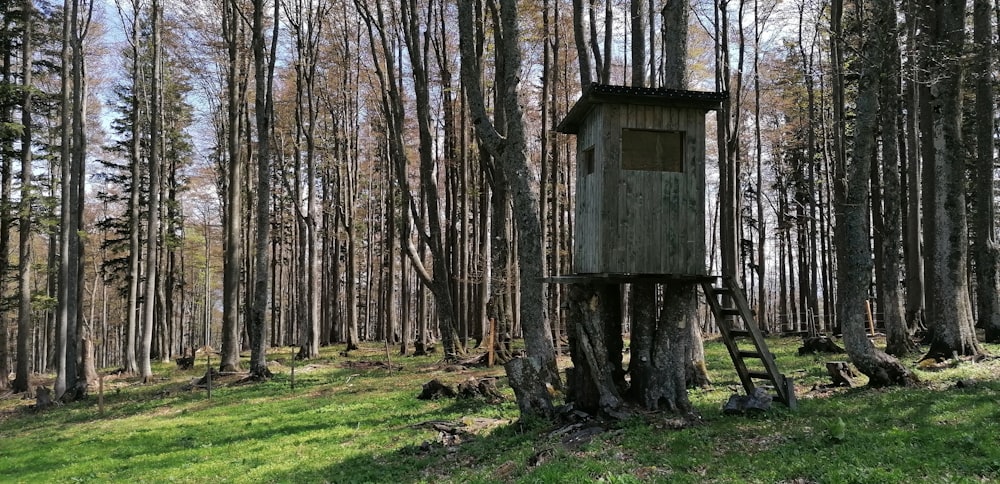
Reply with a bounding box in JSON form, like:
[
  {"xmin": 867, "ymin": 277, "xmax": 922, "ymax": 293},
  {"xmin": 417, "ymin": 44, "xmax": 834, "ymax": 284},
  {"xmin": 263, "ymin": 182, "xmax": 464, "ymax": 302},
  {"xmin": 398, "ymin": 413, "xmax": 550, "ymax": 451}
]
[{"xmin": 556, "ymin": 84, "xmax": 726, "ymax": 276}]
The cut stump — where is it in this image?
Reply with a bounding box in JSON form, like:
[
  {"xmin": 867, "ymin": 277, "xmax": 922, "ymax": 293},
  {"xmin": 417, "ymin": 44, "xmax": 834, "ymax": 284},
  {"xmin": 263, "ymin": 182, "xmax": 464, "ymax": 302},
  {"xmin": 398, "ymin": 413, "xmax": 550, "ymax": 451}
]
[
  {"xmin": 826, "ymin": 361, "xmax": 856, "ymax": 387},
  {"xmin": 798, "ymin": 336, "xmax": 845, "ymax": 355},
  {"xmin": 417, "ymin": 379, "xmax": 457, "ymax": 400}
]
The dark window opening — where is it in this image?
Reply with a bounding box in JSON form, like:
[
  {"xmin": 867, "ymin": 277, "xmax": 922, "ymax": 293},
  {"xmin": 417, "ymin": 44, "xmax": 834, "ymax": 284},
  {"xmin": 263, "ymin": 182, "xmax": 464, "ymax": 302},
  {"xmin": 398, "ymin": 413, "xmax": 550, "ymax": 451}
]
[
  {"xmin": 621, "ymin": 128, "xmax": 684, "ymax": 172},
  {"xmin": 582, "ymin": 146, "xmax": 595, "ymax": 175}
]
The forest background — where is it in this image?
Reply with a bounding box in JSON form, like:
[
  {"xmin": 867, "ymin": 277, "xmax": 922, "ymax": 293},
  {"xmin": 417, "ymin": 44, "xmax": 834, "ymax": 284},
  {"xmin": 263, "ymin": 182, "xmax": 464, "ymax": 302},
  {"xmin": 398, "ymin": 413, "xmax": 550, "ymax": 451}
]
[{"xmin": 0, "ymin": 0, "xmax": 997, "ymax": 408}]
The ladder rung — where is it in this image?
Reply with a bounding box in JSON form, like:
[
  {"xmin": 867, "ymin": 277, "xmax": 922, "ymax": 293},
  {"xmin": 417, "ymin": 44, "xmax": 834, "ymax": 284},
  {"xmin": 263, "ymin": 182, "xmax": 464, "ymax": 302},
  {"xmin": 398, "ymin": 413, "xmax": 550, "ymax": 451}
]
[
  {"xmin": 738, "ymin": 350, "xmax": 763, "ymax": 359},
  {"xmin": 747, "ymin": 371, "xmax": 773, "ymax": 380},
  {"xmin": 711, "ymin": 286, "xmax": 731, "ymax": 295},
  {"xmin": 720, "ymin": 307, "xmax": 741, "ymax": 316},
  {"xmin": 729, "ymin": 330, "xmax": 752, "ymax": 338}
]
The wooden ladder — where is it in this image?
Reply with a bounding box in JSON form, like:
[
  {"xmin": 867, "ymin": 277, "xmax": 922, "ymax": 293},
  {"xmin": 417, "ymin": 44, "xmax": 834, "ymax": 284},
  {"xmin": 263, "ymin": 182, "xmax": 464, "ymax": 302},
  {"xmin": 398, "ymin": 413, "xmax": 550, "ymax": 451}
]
[{"xmin": 701, "ymin": 276, "xmax": 797, "ymax": 409}]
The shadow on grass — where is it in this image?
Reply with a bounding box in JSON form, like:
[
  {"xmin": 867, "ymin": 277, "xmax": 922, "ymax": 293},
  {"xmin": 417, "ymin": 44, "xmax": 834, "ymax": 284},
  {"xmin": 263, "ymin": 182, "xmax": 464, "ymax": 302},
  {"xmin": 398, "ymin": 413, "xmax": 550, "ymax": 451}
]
[{"xmin": 246, "ymin": 396, "xmax": 532, "ymax": 483}]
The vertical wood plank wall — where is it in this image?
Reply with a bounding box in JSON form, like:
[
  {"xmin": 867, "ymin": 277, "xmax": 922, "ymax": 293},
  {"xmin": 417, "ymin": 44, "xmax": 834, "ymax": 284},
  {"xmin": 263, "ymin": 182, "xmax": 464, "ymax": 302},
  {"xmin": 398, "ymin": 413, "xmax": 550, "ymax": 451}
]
[{"xmin": 572, "ymin": 103, "xmax": 707, "ymax": 275}]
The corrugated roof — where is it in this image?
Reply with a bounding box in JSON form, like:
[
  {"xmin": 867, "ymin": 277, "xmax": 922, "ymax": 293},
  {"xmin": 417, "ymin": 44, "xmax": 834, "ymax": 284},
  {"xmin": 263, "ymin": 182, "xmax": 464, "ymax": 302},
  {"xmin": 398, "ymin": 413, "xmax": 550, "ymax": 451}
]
[{"xmin": 556, "ymin": 83, "xmax": 728, "ymax": 134}]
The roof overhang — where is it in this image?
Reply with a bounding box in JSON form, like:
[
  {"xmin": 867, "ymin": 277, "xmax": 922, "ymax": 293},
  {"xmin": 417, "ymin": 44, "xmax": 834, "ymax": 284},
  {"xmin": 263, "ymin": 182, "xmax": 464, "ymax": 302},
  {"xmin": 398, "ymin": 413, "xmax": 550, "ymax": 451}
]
[{"xmin": 556, "ymin": 83, "xmax": 728, "ymax": 134}]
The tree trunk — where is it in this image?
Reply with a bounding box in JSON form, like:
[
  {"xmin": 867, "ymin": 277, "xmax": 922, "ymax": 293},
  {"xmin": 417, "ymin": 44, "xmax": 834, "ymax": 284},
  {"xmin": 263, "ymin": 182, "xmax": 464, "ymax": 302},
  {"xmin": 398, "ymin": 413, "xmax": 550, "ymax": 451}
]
[
  {"xmin": 140, "ymin": 0, "xmax": 162, "ymax": 383},
  {"xmin": 973, "ymin": 0, "xmax": 1000, "ymax": 343},
  {"xmin": 566, "ymin": 283, "xmax": 624, "ymax": 416},
  {"xmin": 220, "ymin": 0, "xmax": 244, "ymax": 374},
  {"xmin": 14, "ymin": 0, "xmax": 35, "ymax": 394},
  {"xmin": 248, "ymin": 0, "xmax": 278, "ymax": 380},
  {"xmin": 924, "ymin": 0, "xmax": 982, "ymax": 359},
  {"xmin": 630, "ymin": 0, "xmax": 646, "ymax": 87},
  {"xmin": 835, "ymin": 0, "xmax": 916, "ymax": 387},
  {"xmin": 878, "ymin": 0, "xmax": 916, "ymax": 356},
  {"xmin": 901, "ymin": 0, "xmax": 925, "ymax": 338},
  {"xmin": 628, "ymin": 282, "xmax": 694, "ymax": 413},
  {"xmin": 457, "ymin": 0, "xmax": 559, "ymax": 388}
]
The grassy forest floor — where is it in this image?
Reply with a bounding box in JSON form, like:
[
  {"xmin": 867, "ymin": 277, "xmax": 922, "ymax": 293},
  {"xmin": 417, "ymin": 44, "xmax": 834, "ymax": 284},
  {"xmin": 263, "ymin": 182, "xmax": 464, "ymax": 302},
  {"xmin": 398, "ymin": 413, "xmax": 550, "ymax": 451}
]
[{"xmin": 2, "ymin": 336, "xmax": 1000, "ymax": 483}]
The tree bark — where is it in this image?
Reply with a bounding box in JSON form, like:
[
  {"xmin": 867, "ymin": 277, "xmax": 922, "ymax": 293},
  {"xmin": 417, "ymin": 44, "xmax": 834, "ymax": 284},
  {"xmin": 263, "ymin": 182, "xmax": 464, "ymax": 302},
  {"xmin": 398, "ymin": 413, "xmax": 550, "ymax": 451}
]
[
  {"xmin": 457, "ymin": 0, "xmax": 559, "ymax": 389},
  {"xmin": 973, "ymin": 0, "xmax": 1000, "ymax": 343},
  {"xmin": 877, "ymin": 0, "xmax": 915, "ymax": 356},
  {"xmin": 628, "ymin": 282, "xmax": 694, "ymax": 413},
  {"xmin": 835, "ymin": 0, "xmax": 916, "ymax": 387},
  {"xmin": 140, "ymin": 0, "xmax": 162, "ymax": 383},
  {"xmin": 14, "ymin": 0, "xmax": 35, "ymax": 394},
  {"xmin": 220, "ymin": 0, "xmax": 244, "ymax": 374},
  {"xmin": 924, "ymin": 0, "xmax": 982, "ymax": 359},
  {"xmin": 566, "ymin": 283, "xmax": 624, "ymax": 416},
  {"xmin": 571, "ymin": 0, "xmax": 592, "ymax": 86},
  {"xmin": 630, "ymin": 0, "xmax": 646, "ymax": 87},
  {"xmin": 247, "ymin": 0, "xmax": 278, "ymax": 380}
]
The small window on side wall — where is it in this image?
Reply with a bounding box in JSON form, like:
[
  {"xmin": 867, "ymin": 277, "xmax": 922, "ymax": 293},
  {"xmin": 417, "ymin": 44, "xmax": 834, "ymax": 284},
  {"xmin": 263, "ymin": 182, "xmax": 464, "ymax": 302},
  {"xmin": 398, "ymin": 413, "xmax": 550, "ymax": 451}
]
[
  {"xmin": 621, "ymin": 128, "xmax": 684, "ymax": 172},
  {"xmin": 582, "ymin": 146, "xmax": 595, "ymax": 175}
]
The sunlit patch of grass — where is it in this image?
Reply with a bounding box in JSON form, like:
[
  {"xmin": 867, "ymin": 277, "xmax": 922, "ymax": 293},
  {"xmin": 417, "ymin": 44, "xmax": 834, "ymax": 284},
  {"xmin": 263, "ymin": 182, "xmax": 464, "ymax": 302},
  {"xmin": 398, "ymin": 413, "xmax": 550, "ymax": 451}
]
[{"xmin": 3, "ymin": 338, "xmax": 1000, "ymax": 482}]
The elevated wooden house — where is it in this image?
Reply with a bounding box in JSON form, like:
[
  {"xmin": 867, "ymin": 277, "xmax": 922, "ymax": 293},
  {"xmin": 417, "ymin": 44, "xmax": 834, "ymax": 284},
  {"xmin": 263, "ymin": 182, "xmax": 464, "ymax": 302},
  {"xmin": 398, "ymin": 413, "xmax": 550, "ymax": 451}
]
[{"xmin": 556, "ymin": 84, "xmax": 726, "ymax": 276}]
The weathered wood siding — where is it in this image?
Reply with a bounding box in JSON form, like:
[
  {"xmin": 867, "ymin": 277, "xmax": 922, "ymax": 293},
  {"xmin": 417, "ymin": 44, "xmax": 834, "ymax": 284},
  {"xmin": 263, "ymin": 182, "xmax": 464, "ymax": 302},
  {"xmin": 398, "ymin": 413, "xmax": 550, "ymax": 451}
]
[
  {"xmin": 572, "ymin": 104, "xmax": 605, "ymax": 273},
  {"xmin": 572, "ymin": 103, "xmax": 707, "ymax": 275}
]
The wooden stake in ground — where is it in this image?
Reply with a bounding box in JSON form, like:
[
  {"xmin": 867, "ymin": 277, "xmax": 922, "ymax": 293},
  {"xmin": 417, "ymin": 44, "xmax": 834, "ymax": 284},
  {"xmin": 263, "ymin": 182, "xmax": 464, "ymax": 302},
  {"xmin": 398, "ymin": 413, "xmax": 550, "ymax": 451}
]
[
  {"xmin": 865, "ymin": 300, "xmax": 876, "ymax": 336},
  {"xmin": 205, "ymin": 347, "xmax": 212, "ymax": 399},
  {"xmin": 98, "ymin": 373, "xmax": 104, "ymax": 415},
  {"xmin": 384, "ymin": 340, "xmax": 392, "ymax": 375},
  {"xmin": 488, "ymin": 318, "xmax": 496, "ymax": 367}
]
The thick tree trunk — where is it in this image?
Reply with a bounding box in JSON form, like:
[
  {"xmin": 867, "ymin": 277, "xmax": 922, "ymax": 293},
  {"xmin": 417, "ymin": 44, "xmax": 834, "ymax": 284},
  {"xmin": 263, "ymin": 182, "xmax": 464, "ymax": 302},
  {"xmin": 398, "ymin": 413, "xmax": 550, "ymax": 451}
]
[
  {"xmin": 878, "ymin": 0, "xmax": 916, "ymax": 357},
  {"xmin": 571, "ymin": 0, "xmax": 592, "ymax": 86},
  {"xmin": 505, "ymin": 357, "xmax": 555, "ymax": 420},
  {"xmin": 628, "ymin": 282, "xmax": 693, "ymax": 413},
  {"xmin": 566, "ymin": 283, "xmax": 624, "ymax": 416},
  {"xmin": 835, "ymin": 0, "xmax": 917, "ymax": 387},
  {"xmin": 924, "ymin": 0, "xmax": 982, "ymax": 359},
  {"xmin": 973, "ymin": 0, "xmax": 1000, "ymax": 343},
  {"xmin": 457, "ymin": 0, "xmax": 558, "ymax": 386}
]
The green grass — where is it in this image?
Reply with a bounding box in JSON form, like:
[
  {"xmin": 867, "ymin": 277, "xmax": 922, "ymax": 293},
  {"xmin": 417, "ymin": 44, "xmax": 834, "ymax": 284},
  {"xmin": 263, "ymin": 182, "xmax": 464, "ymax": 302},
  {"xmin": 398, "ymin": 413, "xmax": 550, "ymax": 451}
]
[{"xmin": 2, "ymin": 338, "xmax": 999, "ymax": 483}]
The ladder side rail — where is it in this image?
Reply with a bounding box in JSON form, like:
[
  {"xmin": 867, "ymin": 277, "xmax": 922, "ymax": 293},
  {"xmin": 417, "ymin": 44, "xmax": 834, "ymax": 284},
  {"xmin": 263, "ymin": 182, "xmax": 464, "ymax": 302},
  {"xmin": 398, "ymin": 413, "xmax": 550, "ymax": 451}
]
[{"xmin": 701, "ymin": 281, "xmax": 756, "ymax": 396}]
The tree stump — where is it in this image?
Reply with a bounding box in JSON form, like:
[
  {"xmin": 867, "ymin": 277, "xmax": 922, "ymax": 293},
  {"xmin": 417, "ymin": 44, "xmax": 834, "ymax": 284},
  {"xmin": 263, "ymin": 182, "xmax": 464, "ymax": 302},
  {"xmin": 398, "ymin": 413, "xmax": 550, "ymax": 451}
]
[
  {"xmin": 414, "ymin": 341, "xmax": 436, "ymax": 356},
  {"xmin": 175, "ymin": 356, "xmax": 195, "ymax": 370},
  {"xmin": 798, "ymin": 336, "xmax": 845, "ymax": 355},
  {"xmin": 565, "ymin": 283, "xmax": 624, "ymax": 417},
  {"xmin": 826, "ymin": 361, "xmax": 856, "ymax": 387},
  {"xmin": 34, "ymin": 386, "xmax": 53, "ymax": 409},
  {"xmin": 417, "ymin": 379, "xmax": 457, "ymax": 400},
  {"xmin": 504, "ymin": 356, "xmax": 555, "ymax": 419},
  {"xmin": 457, "ymin": 377, "xmax": 505, "ymax": 403},
  {"xmin": 722, "ymin": 387, "xmax": 773, "ymax": 415}
]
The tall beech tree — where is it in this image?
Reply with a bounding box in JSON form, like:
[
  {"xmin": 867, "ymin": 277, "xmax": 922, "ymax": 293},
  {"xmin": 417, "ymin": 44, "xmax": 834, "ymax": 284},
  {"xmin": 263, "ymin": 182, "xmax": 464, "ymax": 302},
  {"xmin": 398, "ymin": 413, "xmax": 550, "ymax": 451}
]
[
  {"xmin": 834, "ymin": 0, "xmax": 915, "ymax": 386},
  {"xmin": 139, "ymin": 0, "xmax": 161, "ymax": 383},
  {"xmin": 220, "ymin": 0, "xmax": 248, "ymax": 373},
  {"xmin": 972, "ymin": 0, "xmax": 1000, "ymax": 343},
  {"xmin": 922, "ymin": 0, "xmax": 982, "ymax": 358},
  {"xmin": 357, "ymin": 0, "xmax": 463, "ymax": 359},
  {"xmin": 14, "ymin": 0, "xmax": 36, "ymax": 394},
  {"xmin": 246, "ymin": 0, "xmax": 278, "ymax": 379},
  {"xmin": 458, "ymin": 0, "xmax": 560, "ymax": 415}
]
